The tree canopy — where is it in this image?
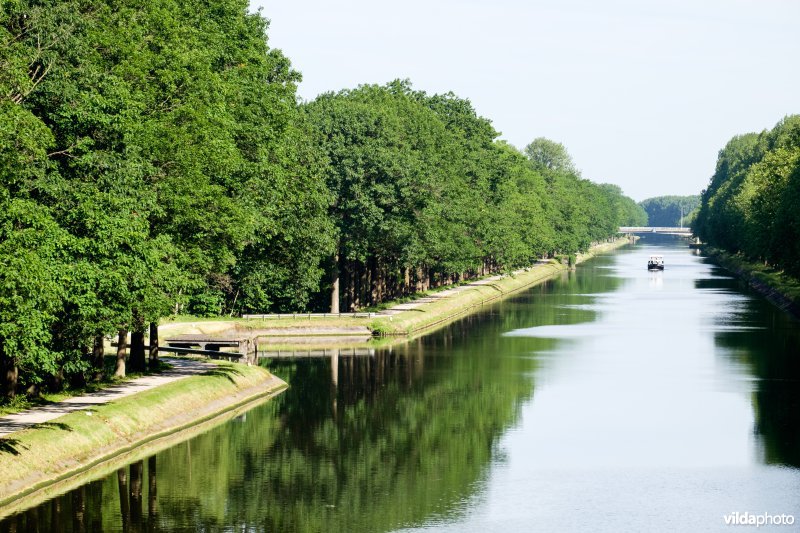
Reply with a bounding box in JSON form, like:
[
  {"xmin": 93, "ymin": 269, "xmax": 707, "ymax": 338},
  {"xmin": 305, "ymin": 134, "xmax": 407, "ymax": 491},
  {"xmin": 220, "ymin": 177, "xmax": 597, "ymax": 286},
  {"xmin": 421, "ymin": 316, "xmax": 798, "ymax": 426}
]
[
  {"xmin": 693, "ymin": 115, "xmax": 800, "ymax": 276},
  {"xmin": 639, "ymin": 195, "xmax": 700, "ymax": 227},
  {"xmin": 0, "ymin": 1, "xmax": 640, "ymax": 398}
]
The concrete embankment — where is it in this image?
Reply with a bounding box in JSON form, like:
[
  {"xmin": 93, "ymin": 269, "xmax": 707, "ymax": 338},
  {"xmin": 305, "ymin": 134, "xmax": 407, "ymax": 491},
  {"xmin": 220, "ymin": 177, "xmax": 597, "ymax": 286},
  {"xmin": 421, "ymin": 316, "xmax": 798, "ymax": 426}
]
[
  {"xmin": 164, "ymin": 237, "xmax": 633, "ymax": 341},
  {"xmin": 375, "ymin": 237, "xmax": 632, "ymax": 336},
  {"xmin": 704, "ymin": 248, "xmax": 800, "ymax": 319},
  {"xmin": 0, "ymin": 360, "xmax": 286, "ymax": 516}
]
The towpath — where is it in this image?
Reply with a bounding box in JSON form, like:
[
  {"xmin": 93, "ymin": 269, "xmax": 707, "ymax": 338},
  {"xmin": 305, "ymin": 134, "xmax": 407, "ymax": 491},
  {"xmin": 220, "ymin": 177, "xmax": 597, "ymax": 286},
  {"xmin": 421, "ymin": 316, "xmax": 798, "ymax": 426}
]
[
  {"xmin": 0, "ymin": 358, "xmax": 211, "ymax": 438},
  {"xmin": 377, "ymin": 263, "xmax": 552, "ymax": 316}
]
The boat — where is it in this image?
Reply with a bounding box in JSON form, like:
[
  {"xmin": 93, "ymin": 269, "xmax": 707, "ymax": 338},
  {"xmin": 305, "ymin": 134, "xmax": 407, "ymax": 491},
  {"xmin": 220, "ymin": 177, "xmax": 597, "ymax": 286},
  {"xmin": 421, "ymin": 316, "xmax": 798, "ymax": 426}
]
[{"xmin": 647, "ymin": 255, "xmax": 664, "ymax": 270}]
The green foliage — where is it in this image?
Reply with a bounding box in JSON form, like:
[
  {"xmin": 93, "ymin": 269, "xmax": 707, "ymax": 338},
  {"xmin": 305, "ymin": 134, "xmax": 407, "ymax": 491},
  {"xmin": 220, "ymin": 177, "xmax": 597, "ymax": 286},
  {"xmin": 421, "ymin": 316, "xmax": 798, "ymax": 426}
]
[
  {"xmin": 305, "ymin": 86, "xmax": 639, "ymax": 312},
  {"xmin": 524, "ymin": 137, "xmax": 578, "ymax": 174},
  {"xmin": 0, "ymin": 4, "xmax": 636, "ymax": 396},
  {"xmin": 639, "ymin": 195, "xmax": 699, "ymax": 226},
  {"xmin": 694, "ymin": 115, "xmax": 800, "ymax": 277},
  {"xmin": 0, "ymin": 0, "xmax": 330, "ymax": 393}
]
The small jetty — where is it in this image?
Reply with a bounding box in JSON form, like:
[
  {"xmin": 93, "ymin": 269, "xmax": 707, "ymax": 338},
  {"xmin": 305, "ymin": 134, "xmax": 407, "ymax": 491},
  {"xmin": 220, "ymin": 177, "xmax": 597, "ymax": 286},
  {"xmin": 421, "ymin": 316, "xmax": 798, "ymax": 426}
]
[{"xmin": 161, "ymin": 335, "xmax": 253, "ymax": 362}]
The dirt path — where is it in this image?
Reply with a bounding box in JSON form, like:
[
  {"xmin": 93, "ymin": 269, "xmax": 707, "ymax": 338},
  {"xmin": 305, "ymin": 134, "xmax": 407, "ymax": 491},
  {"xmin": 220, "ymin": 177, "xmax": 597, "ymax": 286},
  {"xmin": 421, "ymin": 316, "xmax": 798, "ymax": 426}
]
[{"xmin": 0, "ymin": 358, "xmax": 212, "ymax": 438}]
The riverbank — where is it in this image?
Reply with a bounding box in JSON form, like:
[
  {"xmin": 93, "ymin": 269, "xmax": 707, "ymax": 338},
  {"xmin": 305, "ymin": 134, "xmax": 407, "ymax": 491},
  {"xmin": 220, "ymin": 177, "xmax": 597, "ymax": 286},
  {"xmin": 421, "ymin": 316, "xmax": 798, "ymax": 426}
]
[
  {"xmin": 160, "ymin": 237, "xmax": 633, "ymax": 340},
  {"xmin": 374, "ymin": 260, "xmax": 567, "ymax": 335},
  {"xmin": 0, "ymin": 360, "xmax": 286, "ymax": 515},
  {"xmin": 704, "ymin": 247, "xmax": 800, "ymax": 319}
]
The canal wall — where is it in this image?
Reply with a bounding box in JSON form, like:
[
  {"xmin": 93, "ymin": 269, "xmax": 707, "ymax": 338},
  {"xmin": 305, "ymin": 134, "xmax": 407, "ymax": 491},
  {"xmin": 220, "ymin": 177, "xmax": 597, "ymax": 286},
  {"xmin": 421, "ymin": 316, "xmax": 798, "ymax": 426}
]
[
  {"xmin": 376, "ymin": 237, "xmax": 633, "ymax": 336},
  {"xmin": 576, "ymin": 236, "xmax": 634, "ymax": 264},
  {"xmin": 0, "ymin": 362, "xmax": 286, "ymax": 516},
  {"xmin": 704, "ymin": 248, "xmax": 800, "ymax": 319},
  {"xmin": 376, "ymin": 260, "xmax": 567, "ymax": 336},
  {"xmin": 161, "ymin": 237, "xmax": 634, "ymax": 341}
]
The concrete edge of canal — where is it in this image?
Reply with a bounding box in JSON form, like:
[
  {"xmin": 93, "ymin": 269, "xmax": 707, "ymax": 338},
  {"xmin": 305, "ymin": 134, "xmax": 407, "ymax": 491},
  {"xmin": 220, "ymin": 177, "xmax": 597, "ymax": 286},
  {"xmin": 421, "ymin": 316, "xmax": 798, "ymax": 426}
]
[
  {"xmin": 0, "ymin": 237, "xmax": 633, "ymax": 522},
  {"xmin": 378, "ymin": 237, "xmax": 633, "ymax": 337},
  {"xmin": 160, "ymin": 239, "xmax": 635, "ymax": 344},
  {"xmin": 0, "ymin": 364, "xmax": 287, "ymax": 518},
  {"xmin": 702, "ymin": 247, "xmax": 800, "ymax": 320}
]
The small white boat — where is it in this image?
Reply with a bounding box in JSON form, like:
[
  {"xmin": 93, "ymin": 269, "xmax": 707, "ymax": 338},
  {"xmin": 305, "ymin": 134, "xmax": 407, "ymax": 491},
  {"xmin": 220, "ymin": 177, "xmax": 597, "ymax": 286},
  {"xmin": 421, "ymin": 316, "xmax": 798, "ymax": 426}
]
[{"xmin": 647, "ymin": 255, "xmax": 664, "ymax": 270}]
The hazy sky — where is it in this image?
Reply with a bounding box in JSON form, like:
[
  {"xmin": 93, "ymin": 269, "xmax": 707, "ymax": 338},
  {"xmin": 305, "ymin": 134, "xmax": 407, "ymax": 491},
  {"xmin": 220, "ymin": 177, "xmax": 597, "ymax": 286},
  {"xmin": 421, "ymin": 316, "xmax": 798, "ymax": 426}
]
[{"xmin": 251, "ymin": 0, "xmax": 799, "ymax": 201}]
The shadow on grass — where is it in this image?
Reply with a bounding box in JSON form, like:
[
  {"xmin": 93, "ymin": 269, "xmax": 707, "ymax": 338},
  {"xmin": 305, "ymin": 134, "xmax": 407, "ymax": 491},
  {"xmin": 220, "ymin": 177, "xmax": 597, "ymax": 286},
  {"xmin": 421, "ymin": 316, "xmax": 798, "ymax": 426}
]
[
  {"xmin": 0, "ymin": 437, "xmax": 23, "ymax": 456},
  {"xmin": 33, "ymin": 421, "xmax": 72, "ymax": 432},
  {"xmin": 201, "ymin": 365, "xmax": 245, "ymax": 384},
  {"xmin": 0, "ymin": 422, "xmax": 71, "ymax": 455},
  {"xmin": 485, "ymin": 283, "xmax": 504, "ymax": 293}
]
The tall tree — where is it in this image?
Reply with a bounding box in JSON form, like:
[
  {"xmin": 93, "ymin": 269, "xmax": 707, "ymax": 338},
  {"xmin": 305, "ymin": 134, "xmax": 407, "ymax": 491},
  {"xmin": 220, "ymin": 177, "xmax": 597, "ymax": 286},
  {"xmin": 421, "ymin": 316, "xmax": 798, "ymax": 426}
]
[{"xmin": 524, "ymin": 137, "xmax": 578, "ymax": 174}]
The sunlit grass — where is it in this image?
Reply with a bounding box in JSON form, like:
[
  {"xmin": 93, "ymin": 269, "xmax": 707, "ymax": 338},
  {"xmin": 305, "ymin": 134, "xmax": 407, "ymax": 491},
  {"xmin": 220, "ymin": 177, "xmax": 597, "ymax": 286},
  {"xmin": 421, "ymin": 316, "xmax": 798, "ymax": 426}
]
[
  {"xmin": 0, "ymin": 360, "xmax": 281, "ymax": 505},
  {"xmin": 706, "ymin": 248, "xmax": 800, "ymax": 307},
  {"xmin": 0, "ymin": 356, "xmax": 174, "ymax": 416}
]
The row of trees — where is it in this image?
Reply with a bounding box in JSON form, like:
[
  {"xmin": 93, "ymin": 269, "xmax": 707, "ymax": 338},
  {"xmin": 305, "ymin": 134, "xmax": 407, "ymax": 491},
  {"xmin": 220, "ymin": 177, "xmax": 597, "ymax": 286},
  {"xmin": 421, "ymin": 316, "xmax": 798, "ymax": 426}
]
[
  {"xmin": 639, "ymin": 195, "xmax": 700, "ymax": 227},
  {"xmin": 0, "ymin": 0, "xmax": 642, "ymax": 396},
  {"xmin": 1, "ymin": 0, "xmax": 332, "ymax": 395},
  {"xmin": 306, "ymin": 86, "xmax": 647, "ymax": 311},
  {"xmin": 693, "ymin": 116, "xmax": 800, "ymax": 276}
]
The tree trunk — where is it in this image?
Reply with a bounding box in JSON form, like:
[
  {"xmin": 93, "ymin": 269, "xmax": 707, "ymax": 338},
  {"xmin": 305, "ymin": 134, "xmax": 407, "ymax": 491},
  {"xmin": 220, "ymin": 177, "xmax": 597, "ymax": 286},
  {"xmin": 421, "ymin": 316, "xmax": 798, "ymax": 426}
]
[
  {"xmin": 129, "ymin": 328, "xmax": 145, "ymax": 373},
  {"xmin": 148, "ymin": 322, "xmax": 159, "ymax": 370},
  {"xmin": 370, "ymin": 258, "xmax": 379, "ymax": 305},
  {"xmin": 174, "ymin": 288, "xmax": 182, "ymax": 315},
  {"xmin": 353, "ymin": 261, "xmax": 361, "ymax": 310},
  {"xmin": 380, "ymin": 264, "xmax": 387, "ymax": 301},
  {"xmin": 347, "ymin": 260, "xmax": 356, "ymax": 311},
  {"xmin": 117, "ymin": 468, "xmax": 129, "ymax": 531},
  {"xmin": 92, "ymin": 335, "xmax": 105, "ymax": 382},
  {"xmin": 1, "ymin": 340, "xmax": 18, "ymax": 399},
  {"xmin": 129, "ymin": 313, "xmax": 146, "ymax": 373},
  {"xmin": 115, "ymin": 330, "xmax": 127, "ymax": 378},
  {"xmin": 130, "ymin": 460, "xmax": 143, "ymax": 528},
  {"xmin": 148, "ymin": 456, "xmax": 158, "ymax": 520},
  {"xmin": 4, "ymin": 365, "xmax": 17, "ymax": 400},
  {"xmin": 330, "ymin": 253, "xmax": 340, "ymax": 314}
]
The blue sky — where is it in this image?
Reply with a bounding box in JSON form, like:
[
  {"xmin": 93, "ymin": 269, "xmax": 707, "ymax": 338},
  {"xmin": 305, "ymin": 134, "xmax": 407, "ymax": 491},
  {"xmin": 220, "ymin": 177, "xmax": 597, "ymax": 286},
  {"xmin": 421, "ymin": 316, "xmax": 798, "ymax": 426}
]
[{"xmin": 251, "ymin": 0, "xmax": 800, "ymax": 201}]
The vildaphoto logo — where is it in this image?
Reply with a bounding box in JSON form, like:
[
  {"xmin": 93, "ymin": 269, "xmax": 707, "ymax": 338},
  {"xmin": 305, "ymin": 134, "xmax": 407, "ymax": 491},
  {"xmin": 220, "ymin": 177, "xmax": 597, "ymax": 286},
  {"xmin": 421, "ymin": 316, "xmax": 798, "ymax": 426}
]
[{"xmin": 723, "ymin": 512, "xmax": 795, "ymax": 527}]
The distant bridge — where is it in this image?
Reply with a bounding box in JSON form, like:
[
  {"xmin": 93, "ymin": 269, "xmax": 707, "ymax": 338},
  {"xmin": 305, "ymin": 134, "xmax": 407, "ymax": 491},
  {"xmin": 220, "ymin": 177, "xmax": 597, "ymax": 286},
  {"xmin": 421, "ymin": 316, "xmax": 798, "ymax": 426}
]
[{"xmin": 619, "ymin": 226, "xmax": 692, "ymax": 235}]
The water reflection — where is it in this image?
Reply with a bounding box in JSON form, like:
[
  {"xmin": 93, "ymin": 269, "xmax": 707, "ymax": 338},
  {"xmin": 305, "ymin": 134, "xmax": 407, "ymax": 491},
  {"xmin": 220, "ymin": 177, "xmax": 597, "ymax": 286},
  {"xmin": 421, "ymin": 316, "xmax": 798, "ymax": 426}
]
[
  {"xmin": 2, "ymin": 460, "xmax": 156, "ymax": 533},
  {"xmin": 702, "ymin": 269, "xmax": 800, "ymax": 467},
  {"xmin": 3, "ymin": 237, "xmax": 800, "ymax": 531}
]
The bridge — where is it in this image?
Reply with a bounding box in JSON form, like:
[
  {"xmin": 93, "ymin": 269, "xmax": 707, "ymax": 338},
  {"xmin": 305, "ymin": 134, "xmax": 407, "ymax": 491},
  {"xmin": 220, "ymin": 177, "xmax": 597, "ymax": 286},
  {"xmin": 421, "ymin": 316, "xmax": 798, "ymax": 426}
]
[{"xmin": 619, "ymin": 226, "xmax": 692, "ymax": 235}]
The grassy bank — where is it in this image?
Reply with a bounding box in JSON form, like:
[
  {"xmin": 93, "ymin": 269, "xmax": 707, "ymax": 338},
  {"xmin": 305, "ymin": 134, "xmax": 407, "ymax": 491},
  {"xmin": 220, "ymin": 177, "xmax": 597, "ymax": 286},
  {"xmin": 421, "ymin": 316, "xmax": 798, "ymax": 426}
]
[
  {"xmin": 165, "ymin": 237, "xmax": 633, "ymax": 340},
  {"xmin": 704, "ymin": 247, "xmax": 800, "ymax": 318},
  {"xmin": 375, "ymin": 237, "xmax": 631, "ymax": 336},
  {"xmin": 0, "ymin": 357, "xmax": 173, "ymax": 417},
  {"xmin": 375, "ymin": 261, "xmax": 567, "ymax": 335},
  {"xmin": 0, "ymin": 360, "xmax": 285, "ymax": 513},
  {"xmin": 576, "ymin": 236, "xmax": 634, "ymax": 264}
]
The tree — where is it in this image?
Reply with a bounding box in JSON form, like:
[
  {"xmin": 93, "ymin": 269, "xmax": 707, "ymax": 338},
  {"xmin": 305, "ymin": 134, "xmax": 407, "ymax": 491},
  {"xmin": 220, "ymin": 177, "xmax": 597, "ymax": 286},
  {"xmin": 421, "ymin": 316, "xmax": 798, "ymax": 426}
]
[
  {"xmin": 693, "ymin": 115, "xmax": 800, "ymax": 276},
  {"xmin": 523, "ymin": 137, "xmax": 578, "ymax": 174},
  {"xmin": 639, "ymin": 195, "xmax": 700, "ymax": 226}
]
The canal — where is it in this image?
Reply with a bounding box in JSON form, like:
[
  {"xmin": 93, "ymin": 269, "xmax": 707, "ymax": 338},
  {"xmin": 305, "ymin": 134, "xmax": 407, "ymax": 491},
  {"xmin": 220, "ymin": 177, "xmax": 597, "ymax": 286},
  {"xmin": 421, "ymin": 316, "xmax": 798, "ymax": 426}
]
[{"xmin": 2, "ymin": 234, "xmax": 799, "ymax": 531}]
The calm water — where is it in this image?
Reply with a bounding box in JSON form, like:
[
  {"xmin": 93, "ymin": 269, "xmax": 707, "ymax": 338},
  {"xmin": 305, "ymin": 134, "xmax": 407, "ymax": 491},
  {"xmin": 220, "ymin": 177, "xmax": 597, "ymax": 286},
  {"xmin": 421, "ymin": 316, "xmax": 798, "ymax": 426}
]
[{"xmin": 3, "ymin": 235, "xmax": 800, "ymax": 532}]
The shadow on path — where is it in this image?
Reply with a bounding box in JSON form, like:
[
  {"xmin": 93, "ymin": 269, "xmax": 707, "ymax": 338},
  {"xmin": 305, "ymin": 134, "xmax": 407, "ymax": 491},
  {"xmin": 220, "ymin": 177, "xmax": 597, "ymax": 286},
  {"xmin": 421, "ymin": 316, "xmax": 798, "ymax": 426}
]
[{"xmin": 0, "ymin": 357, "xmax": 212, "ymax": 439}]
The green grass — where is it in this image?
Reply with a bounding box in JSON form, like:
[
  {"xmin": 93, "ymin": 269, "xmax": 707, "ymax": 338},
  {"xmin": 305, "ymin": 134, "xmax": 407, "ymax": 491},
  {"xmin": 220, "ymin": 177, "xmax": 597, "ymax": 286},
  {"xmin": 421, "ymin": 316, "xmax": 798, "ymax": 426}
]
[
  {"xmin": 705, "ymin": 248, "xmax": 800, "ymax": 306},
  {"xmin": 161, "ymin": 314, "xmax": 241, "ymax": 323},
  {"xmin": 371, "ymin": 261, "xmax": 567, "ymax": 335},
  {"xmin": 0, "ymin": 356, "xmax": 174, "ymax": 417},
  {"xmin": 0, "ymin": 360, "xmax": 282, "ymax": 506},
  {"xmin": 163, "ymin": 239, "xmax": 633, "ymax": 340}
]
